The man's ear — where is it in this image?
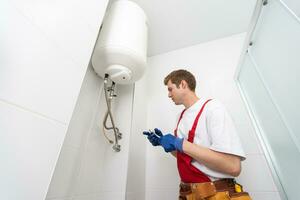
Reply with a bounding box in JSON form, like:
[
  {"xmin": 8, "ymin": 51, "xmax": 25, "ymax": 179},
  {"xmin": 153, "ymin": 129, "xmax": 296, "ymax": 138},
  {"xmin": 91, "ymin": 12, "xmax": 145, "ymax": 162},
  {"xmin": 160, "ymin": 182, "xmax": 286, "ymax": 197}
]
[{"xmin": 181, "ymin": 80, "xmax": 187, "ymax": 89}]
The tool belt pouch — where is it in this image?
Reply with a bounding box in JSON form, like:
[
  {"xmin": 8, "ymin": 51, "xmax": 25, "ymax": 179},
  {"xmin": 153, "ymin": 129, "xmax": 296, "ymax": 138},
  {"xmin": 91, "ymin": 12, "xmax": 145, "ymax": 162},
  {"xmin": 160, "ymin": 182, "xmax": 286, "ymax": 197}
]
[
  {"xmin": 179, "ymin": 183, "xmax": 193, "ymax": 200},
  {"xmin": 230, "ymin": 192, "xmax": 252, "ymax": 200},
  {"xmin": 191, "ymin": 182, "xmax": 217, "ymax": 199}
]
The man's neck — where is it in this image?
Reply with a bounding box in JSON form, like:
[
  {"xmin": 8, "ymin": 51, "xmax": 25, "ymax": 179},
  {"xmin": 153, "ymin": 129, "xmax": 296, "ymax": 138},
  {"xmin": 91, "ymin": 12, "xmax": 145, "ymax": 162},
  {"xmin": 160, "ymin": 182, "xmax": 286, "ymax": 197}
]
[{"xmin": 183, "ymin": 93, "xmax": 199, "ymax": 109}]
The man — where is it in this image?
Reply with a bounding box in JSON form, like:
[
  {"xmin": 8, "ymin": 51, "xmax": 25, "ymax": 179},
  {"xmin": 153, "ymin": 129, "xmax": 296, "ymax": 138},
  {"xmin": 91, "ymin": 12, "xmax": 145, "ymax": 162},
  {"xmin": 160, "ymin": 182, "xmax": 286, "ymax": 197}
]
[{"xmin": 143, "ymin": 69, "xmax": 251, "ymax": 200}]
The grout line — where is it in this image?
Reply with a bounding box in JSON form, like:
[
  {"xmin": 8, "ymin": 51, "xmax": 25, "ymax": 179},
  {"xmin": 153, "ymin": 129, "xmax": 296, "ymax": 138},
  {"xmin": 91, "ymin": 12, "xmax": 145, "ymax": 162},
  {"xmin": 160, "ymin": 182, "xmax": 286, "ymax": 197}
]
[{"xmin": 0, "ymin": 98, "xmax": 67, "ymax": 126}]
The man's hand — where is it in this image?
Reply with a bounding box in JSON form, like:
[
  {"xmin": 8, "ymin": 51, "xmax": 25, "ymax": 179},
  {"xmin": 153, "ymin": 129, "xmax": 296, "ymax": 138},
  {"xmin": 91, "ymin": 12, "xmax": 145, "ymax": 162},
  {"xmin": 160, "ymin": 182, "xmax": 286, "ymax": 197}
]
[
  {"xmin": 143, "ymin": 128, "xmax": 184, "ymax": 153},
  {"xmin": 160, "ymin": 134, "xmax": 184, "ymax": 152},
  {"xmin": 143, "ymin": 128, "xmax": 163, "ymax": 146}
]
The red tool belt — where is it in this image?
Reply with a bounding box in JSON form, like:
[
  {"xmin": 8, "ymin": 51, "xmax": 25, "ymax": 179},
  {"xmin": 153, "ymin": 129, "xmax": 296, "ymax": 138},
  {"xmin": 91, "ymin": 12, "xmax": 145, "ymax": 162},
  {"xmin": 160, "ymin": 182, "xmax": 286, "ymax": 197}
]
[{"xmin": 179, "ymin": 179, "xmax": 252, "ymax": 200}]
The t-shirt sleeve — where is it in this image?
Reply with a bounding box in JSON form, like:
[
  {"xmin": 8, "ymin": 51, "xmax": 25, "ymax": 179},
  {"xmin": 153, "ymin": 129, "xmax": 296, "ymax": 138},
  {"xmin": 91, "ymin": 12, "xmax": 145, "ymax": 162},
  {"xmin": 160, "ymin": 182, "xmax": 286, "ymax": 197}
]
[{"xmin": 206, "ymin": 102, "xmax": 246, "ymax": 160}]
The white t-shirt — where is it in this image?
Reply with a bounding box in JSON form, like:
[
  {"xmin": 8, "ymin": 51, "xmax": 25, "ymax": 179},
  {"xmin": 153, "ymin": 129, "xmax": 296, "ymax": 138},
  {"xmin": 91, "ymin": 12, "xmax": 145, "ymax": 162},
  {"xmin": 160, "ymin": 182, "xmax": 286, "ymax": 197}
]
[{"xmin": 176, "ymin": 98, "xmax": 245, "ymax": 180}]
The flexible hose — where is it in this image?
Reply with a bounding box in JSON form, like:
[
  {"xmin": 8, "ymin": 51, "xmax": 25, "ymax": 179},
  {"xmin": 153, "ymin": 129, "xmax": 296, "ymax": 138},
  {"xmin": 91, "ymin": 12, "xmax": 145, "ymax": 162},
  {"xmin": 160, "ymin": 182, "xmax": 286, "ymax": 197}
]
[{"xmin": 103, "ymin": 75, "xmax": 119, "ymax": 148}]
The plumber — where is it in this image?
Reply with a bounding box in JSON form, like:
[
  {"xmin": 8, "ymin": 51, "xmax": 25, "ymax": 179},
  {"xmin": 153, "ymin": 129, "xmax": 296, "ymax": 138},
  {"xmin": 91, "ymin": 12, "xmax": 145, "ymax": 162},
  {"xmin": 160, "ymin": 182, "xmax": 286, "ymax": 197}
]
[{"xmin": 143, "ymin": 69, "xmax": 252, "ymax": 200}]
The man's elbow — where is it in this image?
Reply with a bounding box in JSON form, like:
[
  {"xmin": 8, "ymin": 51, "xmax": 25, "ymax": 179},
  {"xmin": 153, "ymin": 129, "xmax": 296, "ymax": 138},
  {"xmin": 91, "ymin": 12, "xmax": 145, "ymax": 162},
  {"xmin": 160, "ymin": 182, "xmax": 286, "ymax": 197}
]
[
  {"xmin": 229, "ymin": 162, "xmax": 241, "ymax": 177},
  {"xmin": 230, "ymin": 166, "xmax": 241, "ymax": 177}
]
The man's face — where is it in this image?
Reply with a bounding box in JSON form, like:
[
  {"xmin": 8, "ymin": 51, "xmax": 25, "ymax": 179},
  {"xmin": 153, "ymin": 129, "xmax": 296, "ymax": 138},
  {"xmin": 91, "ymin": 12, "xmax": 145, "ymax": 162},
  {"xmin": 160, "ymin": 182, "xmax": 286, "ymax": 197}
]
[{"xmin": 166, "ymin": 80, "xmax": 184, "ymax": 105}]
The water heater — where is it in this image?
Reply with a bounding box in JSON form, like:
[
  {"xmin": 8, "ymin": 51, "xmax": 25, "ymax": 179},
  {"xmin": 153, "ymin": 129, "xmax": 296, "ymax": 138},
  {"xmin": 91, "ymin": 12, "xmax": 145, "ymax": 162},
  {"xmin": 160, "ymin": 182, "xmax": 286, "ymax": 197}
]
[{"xmin": 92, "ymin": 0, "xmax": 148, "ymax": 84}]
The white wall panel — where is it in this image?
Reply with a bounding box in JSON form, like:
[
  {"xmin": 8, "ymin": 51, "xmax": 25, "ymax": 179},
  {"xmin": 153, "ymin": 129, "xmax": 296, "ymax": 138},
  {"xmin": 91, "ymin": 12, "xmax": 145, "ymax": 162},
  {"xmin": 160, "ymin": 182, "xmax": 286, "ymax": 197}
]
[
  {"xmin": 0, "ymin": 101, "xmax": 66, "ymax": 200},
  {"xmin": 0, "ymin": 2, "xmax": 81, "ymax": 124},
  {"xmin": 0, "ymin": 0, "xmax": 109, "ymax": 199}
]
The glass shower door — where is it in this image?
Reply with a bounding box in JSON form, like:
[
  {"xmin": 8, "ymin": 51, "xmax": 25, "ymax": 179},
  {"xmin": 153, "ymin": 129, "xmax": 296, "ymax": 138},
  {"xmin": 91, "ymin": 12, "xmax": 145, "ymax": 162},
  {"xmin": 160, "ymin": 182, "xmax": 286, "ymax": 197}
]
[{"xmin": 236, "ymin": 0, "xmax": 300, "ymax": 199}]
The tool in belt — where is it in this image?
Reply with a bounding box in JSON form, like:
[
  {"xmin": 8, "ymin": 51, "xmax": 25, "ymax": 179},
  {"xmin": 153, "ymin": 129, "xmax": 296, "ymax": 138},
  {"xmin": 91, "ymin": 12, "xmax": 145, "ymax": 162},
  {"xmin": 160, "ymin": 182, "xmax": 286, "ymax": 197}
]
[{"xmin": 179, "ymin": 178, "xmax": 251, "ymax": 200}]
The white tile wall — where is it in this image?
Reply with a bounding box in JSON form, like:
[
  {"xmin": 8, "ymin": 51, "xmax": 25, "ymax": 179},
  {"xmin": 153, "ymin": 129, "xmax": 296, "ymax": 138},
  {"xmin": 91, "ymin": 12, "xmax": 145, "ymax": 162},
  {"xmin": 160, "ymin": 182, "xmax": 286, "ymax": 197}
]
[
  {"xmin": 207, "ymin": 78, "xmax": 264, "ymax": 155},
  {"xmin": 146, "ymin": 149, "xmax": 179, "ymax": 189},
  {"xmin": 47, "ymin": 198, "xmax": 72, "ymax": 200},
  {"xmin": 46, "ymin": 65, "xmax": 106, "ymax": 199},
  {"xmin": 47, "ymin": 65, "xmax": 138, "ymax": 200},
  {"xmin": 71, "ymin": 84, "xmax": 134, "ymax": 198},
  {"xmin": 1, "ymin": 0, "xmax": 109, "ymax": 199},
  {"xmin": 0, "ymin": 101, "xmax": 66, "ymax": 200},
  {"xmin": 73, "ymin": 191, "xmax": 125, "ymax": 200},
  {"xmin": 237, "ymin": 154, "xmax": 278, "ymax": 192},
  {"xmin": 9, "ymin": 0, "xmax": 105, "ymax": 66},
  {"xmin": 250, "ymin": 191, "xmax": 282, "ymax": 200},
  {"xmin": 126, "ymin": 191, "xmax": 146, "ymax": 200},
  {"xmin": 73, "ymin": 115, "xmax": 108, "ymax": 196},
  {"xmin": 145, "ymin": 188, "xmax": 178, "ymax": 200},
  {"xmin": 63, "ymin": 66, "xmax": 103, "ymax": 149},
  {"xmin": 1, "ymin": 0, "xmax": 108, "ymax": 124},
  {"xmin": 0, "ymin": 1, "xmax": 81, "ymax": 123},
  {"xmin": 125, "ymin": 75, "xmax": 148, "ymax": 200},
  {"xmin": 46, "ymin": 146, "xmax": 81, "ymax": 199},
  {"xmin": 96, "ymin": 85, "xmax": 134, "ymax": 193}
]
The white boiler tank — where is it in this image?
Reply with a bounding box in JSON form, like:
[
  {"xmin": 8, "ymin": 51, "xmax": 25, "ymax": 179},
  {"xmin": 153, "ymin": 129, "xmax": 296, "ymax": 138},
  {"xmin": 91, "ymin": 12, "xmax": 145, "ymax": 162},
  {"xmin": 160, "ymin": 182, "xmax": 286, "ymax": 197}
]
[{"xmin": 92, "ymin": 0, "xmax": 148, "ymax": 84}]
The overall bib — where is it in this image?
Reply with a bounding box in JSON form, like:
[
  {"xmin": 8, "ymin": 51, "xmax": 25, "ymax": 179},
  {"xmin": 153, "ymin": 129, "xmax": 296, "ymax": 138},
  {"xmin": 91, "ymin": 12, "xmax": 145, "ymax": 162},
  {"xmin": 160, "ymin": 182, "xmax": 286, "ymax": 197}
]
[{"xmin": 175, "ymin": 99, "xmax": 212, "ymax": 183}]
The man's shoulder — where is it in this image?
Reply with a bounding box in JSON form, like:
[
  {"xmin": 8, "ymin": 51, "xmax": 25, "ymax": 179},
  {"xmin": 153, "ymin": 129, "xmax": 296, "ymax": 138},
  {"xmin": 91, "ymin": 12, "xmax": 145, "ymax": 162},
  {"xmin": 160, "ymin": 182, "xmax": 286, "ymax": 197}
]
[
  {"xmin": 205, "ymin": 98, "xmax": 225, "ymax": 110},
  {"xmin": 203, "ymin": 99, "xmax": 228, "ymax": 119}
]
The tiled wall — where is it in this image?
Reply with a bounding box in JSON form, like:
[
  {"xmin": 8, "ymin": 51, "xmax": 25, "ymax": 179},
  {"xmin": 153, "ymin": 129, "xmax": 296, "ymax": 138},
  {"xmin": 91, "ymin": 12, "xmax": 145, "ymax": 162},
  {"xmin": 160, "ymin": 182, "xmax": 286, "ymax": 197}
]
[
  {"xmin": 46, "ymin": 63, "xmax": 147, "ymax": 200},
  {"xmin": 45, "ymin": 65, "xmax": 104, "ymax": 200},
  {"xmin": 125, "ymin": 74, "xmax": 148, "ymax": 200},
  {"xmin": 143, "ymin": 33, "xmax": 282, "ymax": 200},
  {"xmin": 0, "ymin": 0, "xmax": 108, "ymax": 199}
]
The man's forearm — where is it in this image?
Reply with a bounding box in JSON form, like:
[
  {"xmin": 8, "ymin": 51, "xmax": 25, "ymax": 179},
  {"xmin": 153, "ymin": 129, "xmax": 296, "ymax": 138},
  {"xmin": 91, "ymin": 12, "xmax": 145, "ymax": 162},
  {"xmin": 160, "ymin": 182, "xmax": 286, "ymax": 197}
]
[{"xmin": 182, "ymin": 140, "xmax": 241, "ymax": 177}]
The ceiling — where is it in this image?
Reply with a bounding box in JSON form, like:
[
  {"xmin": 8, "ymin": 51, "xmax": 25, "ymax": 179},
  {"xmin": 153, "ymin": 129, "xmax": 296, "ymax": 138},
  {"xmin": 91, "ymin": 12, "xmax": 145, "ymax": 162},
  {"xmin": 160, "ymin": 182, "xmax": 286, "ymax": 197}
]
[{"xmin": 108, "ymin": 0, "xmax": 257, "ymax": 56}]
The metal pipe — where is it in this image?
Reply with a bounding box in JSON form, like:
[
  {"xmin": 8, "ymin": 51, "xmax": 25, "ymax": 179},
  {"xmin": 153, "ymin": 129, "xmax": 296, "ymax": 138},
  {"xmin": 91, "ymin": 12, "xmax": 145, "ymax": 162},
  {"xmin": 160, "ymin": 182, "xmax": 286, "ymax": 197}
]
[{"xmin": 103, "ymin": 74, "xmax": 121, "ymax": 152}]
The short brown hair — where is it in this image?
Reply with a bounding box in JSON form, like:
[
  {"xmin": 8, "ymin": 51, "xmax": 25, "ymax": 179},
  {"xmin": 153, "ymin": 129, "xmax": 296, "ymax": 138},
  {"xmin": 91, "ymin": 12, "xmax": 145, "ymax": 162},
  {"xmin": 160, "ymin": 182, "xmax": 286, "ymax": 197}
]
[{"xmin": 164, "ymin": 69, "xmax": 196, "ymax": 91}]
